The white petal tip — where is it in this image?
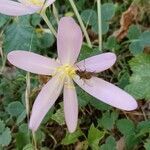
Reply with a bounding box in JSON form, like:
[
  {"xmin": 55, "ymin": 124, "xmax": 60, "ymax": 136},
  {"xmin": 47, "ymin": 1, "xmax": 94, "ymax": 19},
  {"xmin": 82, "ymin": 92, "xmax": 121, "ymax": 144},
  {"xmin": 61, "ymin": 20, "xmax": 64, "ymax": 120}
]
[
  {"xmin": 7, "ymin": 51, "xmax": 20, "ymax": 63},
  {"xmin": 108, "ymin": 52, "xmax": 117, "ymax": 63},
  {"xmin": 29, "ymin": 122, "xmax": 38, "ymax": 132},
  {"xmin": 7, "ymin": 52, "xmax": 13, "ymax": 62},
  {"xmin": 68, "ymin": 127, "xmax": 76, "ymax": 133},
  {"xmin": 124, "ymin": 101, "xmax": 138, "ymax": 111}
]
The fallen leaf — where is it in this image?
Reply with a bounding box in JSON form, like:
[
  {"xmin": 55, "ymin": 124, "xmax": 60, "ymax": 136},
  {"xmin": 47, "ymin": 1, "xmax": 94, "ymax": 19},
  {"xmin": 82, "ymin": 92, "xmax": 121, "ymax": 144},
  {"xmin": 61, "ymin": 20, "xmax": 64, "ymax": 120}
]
[
  {"xmin": 116, "ymin": 137, "xmax": 125, "ymax": 150},
  {"xmin": 113, "ymin": 5, "xmax": 139, "ymax": 41}
]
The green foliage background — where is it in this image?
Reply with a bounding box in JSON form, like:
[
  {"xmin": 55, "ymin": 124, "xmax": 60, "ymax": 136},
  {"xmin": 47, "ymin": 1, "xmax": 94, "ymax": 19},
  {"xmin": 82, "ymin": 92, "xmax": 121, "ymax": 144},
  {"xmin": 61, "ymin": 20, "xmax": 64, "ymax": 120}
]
[{"xmin": 0, "ymin": 0, "xmax": 150, "ymax": 149}]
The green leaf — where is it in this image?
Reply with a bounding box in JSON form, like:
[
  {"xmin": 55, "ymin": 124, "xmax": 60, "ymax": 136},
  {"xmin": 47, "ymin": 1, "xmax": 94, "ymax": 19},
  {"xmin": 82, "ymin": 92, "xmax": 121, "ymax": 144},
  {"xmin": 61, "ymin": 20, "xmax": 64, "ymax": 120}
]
[
  {"xmin": 129, "ymin": 41, "xmax": 144, "ymax": 55},
  {"xmin": 35, "ymin": 130, "xmax": 45, "ymax": 144},
  {"xmin": 117, "ymin": 71, "xmax": 130, "ymax": 88},
  {"xmin": 144, "ymin": 140, "xmax": 150, "ymax": 150},
  {"xmin": 23, "ymin": 144, "xmax": 34, "ymax": 150},
  {"xmin": 90, "ymin": 98, "xmax": 112, "ymax": 111},
  {"xmin": 6, "ymin": 101, "xmax": 25, "ymax": 117},
  {"xmin": 31, "ymin": 14, "xmax": 42, "ymax": 27},
  {"xmin": 101, "ymin": 136, "xmax": 116, "ymax": 150},
  {"xmin": 93, "ymin": 3, "xmax": 115, "ymax": 34},
  {"xmin": 81, "ymin": 9, "xmax": 97, "ymax": 26},
  {"xmin": 16, "ymin": 132, "xmax": 30, "ymax": 149},
  {"xmin": 88, "ymin": 124, "xmax": 105, "ymax": 150},
  {"xmin": 81, "ymin": 4, "xmax": 115, "ymax": 35},
  {"xmin": 19, "ymin": 123, "xmax": 29, "ymax": 133},
  {"xmin": 137, "ymin": 120, "xmax": 150, "ymax": 131},
  {"xmin": 16, "ymin": 110, "xmax": 26, "ymax": 125},
  {"xmin": 76, "ymin": 86, "xmax": 92, "ymax": 107},
  {"xmin": 0, "ymin": 120, "xmax": 5, "ymax": 134},
  {"xmin": 99, "ymin": 111, "xmax": 118, "ymax": 130},
  {"xmin": 105, "ymin": 36, "xmax": 120, "ymax": 52},
  {"xmin": 116, "ymin": 119, "xmax": 135, "ymax": 136},
  {"xmin": 36, "ymin": 32, "xmax": 54, "ymax": 49},
  {"xmin": 128, "ymin": 26, "xmax": 150, "ymax": 55},
  {"xmin": 0, "ymin": 14, "xmax": 10, "ymax": 28},
  {"xmin": 127, "ymin": 25, "xmax": 141, "ymax": 40},
  {"xmin": 125, "ymin": 54, "xmax": 150, "ymax": 99},
  {"xmin": 61, "ymin": 129, "xmax": 83, "ymax": 145},
  {"xmin": 136, "ymin": 120, "xmax": 150, "ymax": 137},
  {"xmin": 0, "ymin": 127, "xmax": 12, "ymax": 147},
  {"xmin": 124, "ymin": 133, "xmax": 140, "ymax": 150},
  {"xmin": 3, "ymin": 19, "xmax": 36, "ymax": 53},
  {"xmin": 3, "ymin": 16, "xmax": 54, "ymax": 53},
  {"xmin": 51, "ymin": 103, "xmax": 65, "ymax": 125},
  {"xmin": 140, "ymin": 31, "xmax": 150, "ymax": 46},
  {"xmin": 78, "ymin": 44, "xmax": 100, "ymax": 61},
  {"xmin": 101, "ymin": 3, "xmax": 115, "ymax": 21}
]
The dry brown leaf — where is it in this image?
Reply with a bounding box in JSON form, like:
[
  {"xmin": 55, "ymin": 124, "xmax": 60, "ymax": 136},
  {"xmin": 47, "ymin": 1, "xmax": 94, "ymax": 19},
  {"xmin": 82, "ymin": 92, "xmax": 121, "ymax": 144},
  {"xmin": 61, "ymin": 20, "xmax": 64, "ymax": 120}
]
[
  {"xmin": 75, "ymin": 141, "xmax": 88, "ymax": 150},
  {"xmin": 113, "ymin": 5, "xmax": 139, "ymax": 41},
  {"xmin": 38, "ymin": 75, "xmax": 52, "ymax": 84},
  {"xmin": 116, "ymin": 137, "xmax": 125, "ymax": 150}
]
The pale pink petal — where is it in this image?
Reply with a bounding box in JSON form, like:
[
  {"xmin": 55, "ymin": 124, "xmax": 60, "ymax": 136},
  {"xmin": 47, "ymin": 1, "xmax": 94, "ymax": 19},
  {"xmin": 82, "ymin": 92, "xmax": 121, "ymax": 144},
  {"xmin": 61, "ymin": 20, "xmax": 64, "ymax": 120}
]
[
  {"xmin": 57, "ymin": 17, "xmax": 83, "ymax": 65},
  {"xmin": 74, "ymin": 76, "xmax": 138, "ymax": 111},
  {"xmin": 75, "ymin": 53, "xmax": 116, "ymax": 73},
  {"xmin": 29, "ymin": 73, "xmax": 64, "ymax": 131},
  {"xmin": 7, "ymin": 51, "xmax": 60, "ymax": 75},
  {"xmin": 64, "ymin": 77, "xmax": 78, "ymax": 133},
  {"xmin": 18, "ymin": 0, "xmax": 49, "ymax": 11},
  {"xmin": 0, "ymin": 0, "xmax": 39, "ymax": 16},
  {"xmin": 44, "ymin": 0, "xmax": 56, "ymax": 8}
]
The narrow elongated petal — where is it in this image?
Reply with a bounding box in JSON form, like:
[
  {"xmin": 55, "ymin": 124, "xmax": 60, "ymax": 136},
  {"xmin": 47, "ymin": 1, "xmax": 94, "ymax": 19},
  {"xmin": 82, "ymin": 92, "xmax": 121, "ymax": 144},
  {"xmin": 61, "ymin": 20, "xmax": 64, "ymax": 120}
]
[
  {"xmin": 64, "ymin": 77, "xmax": 78, "ymax": 133},
  {"xmin": 7, "ymin": 51, "xmax": 59, "ymax": 75},
  {"xmin": 18, "ymin": 0, "xmax": 55, "ymax": 10},
  {"xmin": 0, "ymin": 0, "xmax": 39, "ymax": 16},
  {"xmin": 18, "ymin": 0, "xmax": 41, "ymax": 10},
  {"xmin": 44, "ymin": 0, "xmax": 56, "ymax": 8},
  {"xmin": 74, "ymin": 76, "xmax": 138, "ymax": 111},
  {"xmin": 57, "ymin": 17, "xmax": 83, "ymax": 65},
  {"xmin": 75, "ymin": 53, "xmax": 116, "ymax": 73},
  {"xmin": 29, "ymin": 74, "xmax": 64, "ymax": 131}
]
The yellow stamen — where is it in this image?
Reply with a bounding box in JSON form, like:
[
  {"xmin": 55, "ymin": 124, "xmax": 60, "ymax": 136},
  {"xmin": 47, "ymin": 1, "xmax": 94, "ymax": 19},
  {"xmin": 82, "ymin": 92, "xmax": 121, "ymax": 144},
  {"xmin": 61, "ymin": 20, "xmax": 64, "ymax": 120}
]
[
  {"xmin": 51, "ymin": 65, "xmax": 76, "ymax": 89},
  {"xmin": 56, "ymin": 64, "xmax": 76, "ymax": 78},
  {"xmin": 25, "ymin": 0, "xmax": 43, "ymax": 6}
]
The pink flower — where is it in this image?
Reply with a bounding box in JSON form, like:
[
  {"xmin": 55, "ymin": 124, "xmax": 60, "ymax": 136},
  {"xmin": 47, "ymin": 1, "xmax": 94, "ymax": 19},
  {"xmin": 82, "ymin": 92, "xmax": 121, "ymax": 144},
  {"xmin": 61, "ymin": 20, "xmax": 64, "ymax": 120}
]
[
  {"xmin": 7, "ymin": 17, "xmax": 137, "ymax": 133},
  {"xmin": 0, "ymin": 0, "xmax": 55, "ymax": 16}
]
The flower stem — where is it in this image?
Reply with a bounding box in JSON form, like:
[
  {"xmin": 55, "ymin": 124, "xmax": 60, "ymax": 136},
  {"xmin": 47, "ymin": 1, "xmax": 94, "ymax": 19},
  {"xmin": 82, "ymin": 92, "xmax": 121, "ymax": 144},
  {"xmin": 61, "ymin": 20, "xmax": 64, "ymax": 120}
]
[
  {"xmin": 0, "ymin": 54, "xmax": 6, "ymax": 74},
  {"xmin": 52, "ymin": 4, "xmax": 59, "ymax": 24},
  {"xmin": 97, "ymin": 0, "xmax": 102, "ymax": 51},
  {"xmin": 41, "ymin": 11, "xmax": 57, "ymax": 37},
  {"xmin": 25, "ymin": 72, "xmax": 30, "ymax": 120},
  {"xmin": 25, "ymin": 72, "xmax": 37, "ymax": 148},
  {"xmin": 68, "ymin": 0, "xmax": 92, "ymax": 48},
  {"xmin": 32, "ymin": 132, "xmax": 38, "ymax": 150}
]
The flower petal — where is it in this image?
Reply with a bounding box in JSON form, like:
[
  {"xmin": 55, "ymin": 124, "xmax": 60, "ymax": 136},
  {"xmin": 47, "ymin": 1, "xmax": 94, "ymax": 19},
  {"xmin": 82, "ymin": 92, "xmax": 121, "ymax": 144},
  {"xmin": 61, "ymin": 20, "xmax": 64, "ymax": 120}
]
[
  {"xmin": 57, "ymin": 17, "xmax": 83, "ymax": 65},
  {"xmin": 7, "ymin": 51, "xmax": 59, "ymax": 75},
  {"xmin": 18, "ymin": 0, "xmax": 42, "ymax": 10},
  {"xmin": 29, "ymin": 73, "xmax": 64, "ymax": 131},
  {"xmin": 64, "ymin": 77, "xmax": 78, "ymax": 133},
  {"xmin": 74, "ymin": 76, "xmax": 138, "ymax": 111},
  {"xmin": 0, "ymin": 0, "xmax": 39, "ymax": 16},
  {"xmin": 44, "ymin": 0, "xmax": 56, "ymax": 8},
  {"xmin": 18, "ymin": 0, "xmax": 54, "ymax": 11},
  {"xmin": 75, "ymin": 53, "xmax": 116, "ymax": 73}
]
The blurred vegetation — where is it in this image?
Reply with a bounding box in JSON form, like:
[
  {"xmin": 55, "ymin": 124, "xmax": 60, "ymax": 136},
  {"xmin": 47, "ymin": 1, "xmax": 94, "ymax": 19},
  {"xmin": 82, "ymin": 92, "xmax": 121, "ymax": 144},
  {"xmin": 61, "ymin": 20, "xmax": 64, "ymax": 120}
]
[{"xmin": 0, "ymin": 0, "xmax": 150, "ymax": 149}]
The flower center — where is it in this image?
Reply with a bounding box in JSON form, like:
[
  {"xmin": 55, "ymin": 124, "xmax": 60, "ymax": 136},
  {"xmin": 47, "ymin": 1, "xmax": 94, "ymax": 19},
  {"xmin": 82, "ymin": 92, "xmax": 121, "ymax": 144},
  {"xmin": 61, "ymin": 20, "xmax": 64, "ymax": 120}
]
[
  {"xmin": 56, "ymin": 64, "xmax": 76, "ymax": 78},
  {"xmin": 25, "ymin": 0, "xmax": 43, "ymax": 6}
]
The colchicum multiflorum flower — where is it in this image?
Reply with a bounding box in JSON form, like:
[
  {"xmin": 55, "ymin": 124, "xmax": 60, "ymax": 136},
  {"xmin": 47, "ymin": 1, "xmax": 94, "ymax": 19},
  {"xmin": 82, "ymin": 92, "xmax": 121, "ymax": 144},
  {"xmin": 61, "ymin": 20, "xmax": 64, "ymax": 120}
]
[
  {"xmin": 0, "ymin": 0, "xmax": 55, "ymax": 16},
  {"xmin": 7, "ymin": 17, "xmax": 138, "ymax": 133}
]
